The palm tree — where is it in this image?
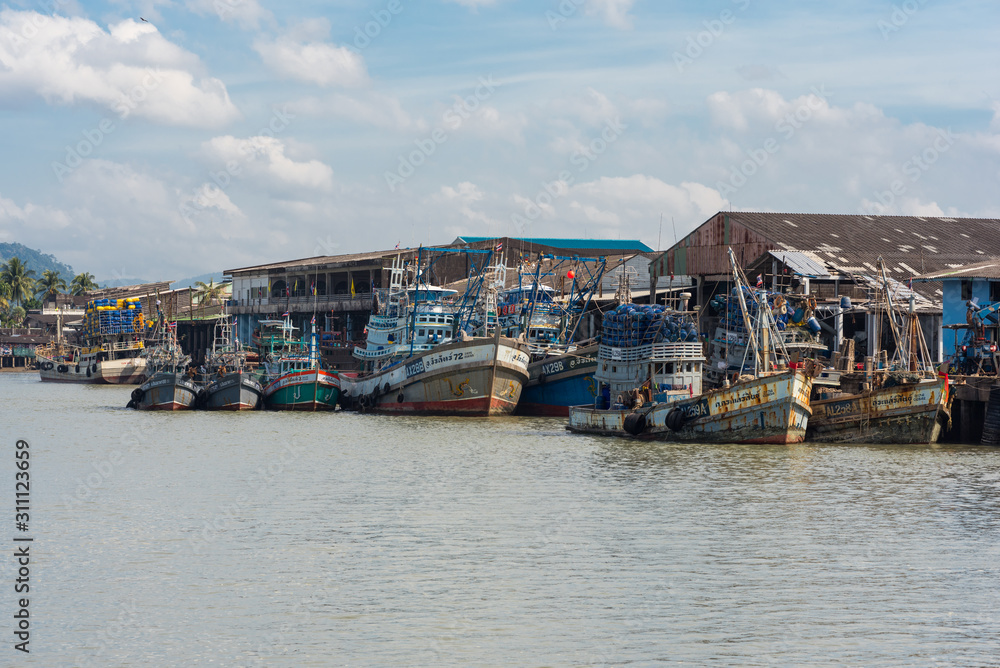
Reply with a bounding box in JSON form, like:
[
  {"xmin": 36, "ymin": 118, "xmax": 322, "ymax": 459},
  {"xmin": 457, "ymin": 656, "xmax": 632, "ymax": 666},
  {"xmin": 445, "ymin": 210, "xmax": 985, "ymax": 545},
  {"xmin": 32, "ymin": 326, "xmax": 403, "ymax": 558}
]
[
  {"xmin": 36, "ymin": 270, "xmax": 67, "ymax": 303},
  {"xmin": 193, "ymin": 279, "xmax": 227, "ymax": 310},
  {"xmin": 0, "ymin": 258, "xmax": 36, "ymax": 307},
  {"xmin": 70, "ymin": 272, "xmax": 99, "ymax": 295},
  {"xmin": 0, "ymin": 281, "xmax": 10, "ymax": 313},
  {"xmin": 9, "ymin": 305, "xmax": 25, "ymax": 326}
]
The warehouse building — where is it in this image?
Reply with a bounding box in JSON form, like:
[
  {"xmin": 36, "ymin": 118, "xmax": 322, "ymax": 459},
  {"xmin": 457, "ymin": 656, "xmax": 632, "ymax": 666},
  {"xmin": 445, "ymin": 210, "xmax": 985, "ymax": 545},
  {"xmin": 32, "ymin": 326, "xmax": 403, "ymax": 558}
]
[{"xmin": 648, "ymin": 212, "xmax": 1000, "ymax": 363}]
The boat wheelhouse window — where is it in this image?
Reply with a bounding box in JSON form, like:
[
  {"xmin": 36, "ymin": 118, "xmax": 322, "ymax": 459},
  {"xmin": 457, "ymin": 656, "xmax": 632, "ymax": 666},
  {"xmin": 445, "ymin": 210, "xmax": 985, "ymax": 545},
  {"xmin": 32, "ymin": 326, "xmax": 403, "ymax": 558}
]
[
  {"xmin": 665, "ymin": 362, "xmax": 674, "ymax": 374},
  {"xmin": 418, "ymin": 329, "xmax": 425, "ymax": 336},
  {"xmin": 612, "ymin": 366, "xmax": 617, "ymax": 373}
]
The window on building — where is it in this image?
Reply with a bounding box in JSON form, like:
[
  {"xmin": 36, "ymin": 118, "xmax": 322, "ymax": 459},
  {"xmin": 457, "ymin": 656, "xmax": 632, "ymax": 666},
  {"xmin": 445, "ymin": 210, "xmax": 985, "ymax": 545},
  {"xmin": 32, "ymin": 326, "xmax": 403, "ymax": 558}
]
[
  {"xmin": 991, "ymin": 281, "xmax": 1000, "ymax": 303},
  {"xmin": 962, "ymin": 279, "xmax": 973, "ymax": 301}
]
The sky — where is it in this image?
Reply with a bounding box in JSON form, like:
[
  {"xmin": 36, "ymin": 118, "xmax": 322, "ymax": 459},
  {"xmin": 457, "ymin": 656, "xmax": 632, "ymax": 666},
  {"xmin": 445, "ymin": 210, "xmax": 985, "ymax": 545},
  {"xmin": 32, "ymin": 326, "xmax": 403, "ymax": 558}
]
[{"xmin": 0, "ymin": 0, "xmax": 998, "ymax": 282}]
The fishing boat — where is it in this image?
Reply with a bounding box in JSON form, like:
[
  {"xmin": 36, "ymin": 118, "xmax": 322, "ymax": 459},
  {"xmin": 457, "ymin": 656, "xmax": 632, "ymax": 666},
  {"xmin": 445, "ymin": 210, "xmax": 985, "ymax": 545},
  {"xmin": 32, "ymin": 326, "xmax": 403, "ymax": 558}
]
[
  {"xmin": 259, "ymin": 316, "xmax": 339, "ymax": 411},
  {"xmin": 498, "ymin": 254, "xmax": 606, "ymax": 416},
  {"xmin": 567, "ymin": 249, "xmax": 815, "ymax": 444},
  {"xmin": 340, "ymin": 250, "xmax": 530, "ymax": 416},
  {"xmin": 37, "ymin": 299, "xmax": 147, "ymax": 384},
  {"xmin": 806, "ymin": 258, "xmax": 950, "ymax": 444},
  {"xmin": 201, "ymin": 310, "xmax": 262, "ymax": 411},
  {"xmin": 128, "ymin": 323, "xmax": 198, "ymax": 411}
]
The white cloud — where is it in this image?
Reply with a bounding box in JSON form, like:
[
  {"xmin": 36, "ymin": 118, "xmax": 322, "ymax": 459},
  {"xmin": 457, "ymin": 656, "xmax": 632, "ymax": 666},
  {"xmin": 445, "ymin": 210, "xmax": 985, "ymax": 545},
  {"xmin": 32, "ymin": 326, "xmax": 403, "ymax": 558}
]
[
  {"xmin": 291, "ymin": 92, "xmax": 426, "ymax": 132},
  {"xmin": 185, "ymin": 0, "xmax": 273, "ymax": 30},
  {"xmin": 453, "ymin": 104, "xmax": 528, "ymax": 144},
  {"xmin": 202, "ymin": 135, "xmax": 335, "ymax": 193},
  {"xmin": 0, "ymin": 11, "xmax": 240, "ymax": 128},
  {"xmin": 254, "ymin": 19, "xmax": 368, "ymax": 88},
  {"xmin": 0, "ymin": 160, "xmax": 257, "ymax": 278},
  {"xmin": 429, "ymin": 182, "xmax": 496, "ymax": 226},
  {"xmin": 585, "ymin": 0, "xmax": 635, "ymax": 29}
]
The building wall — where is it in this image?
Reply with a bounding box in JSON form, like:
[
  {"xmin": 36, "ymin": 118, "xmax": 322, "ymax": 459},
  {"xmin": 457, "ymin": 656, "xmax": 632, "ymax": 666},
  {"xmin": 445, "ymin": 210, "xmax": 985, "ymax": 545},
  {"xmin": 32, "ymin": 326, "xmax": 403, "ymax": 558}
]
[
  {"xmin": 652, "ymin": 213, "xmax": 774, "ymax": 279},
  {"xmin": 942, "ymin": 277, "xmax": 996, "ymax": 354}
]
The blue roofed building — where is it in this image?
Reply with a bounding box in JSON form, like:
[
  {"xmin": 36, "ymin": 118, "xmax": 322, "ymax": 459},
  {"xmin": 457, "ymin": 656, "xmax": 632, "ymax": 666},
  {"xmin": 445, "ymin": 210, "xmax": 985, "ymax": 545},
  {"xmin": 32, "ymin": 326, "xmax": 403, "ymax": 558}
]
[{"xmin": 452, "ymin": 236, "xmax": 653, "ymax": 254}]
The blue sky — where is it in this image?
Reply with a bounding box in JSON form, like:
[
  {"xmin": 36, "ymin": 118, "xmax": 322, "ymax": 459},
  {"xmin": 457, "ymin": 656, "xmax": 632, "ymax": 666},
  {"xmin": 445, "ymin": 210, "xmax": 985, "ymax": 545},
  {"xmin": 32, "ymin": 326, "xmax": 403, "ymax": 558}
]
[{"xmin": 0, "ymin": 0, "xmax": 998, "ymax": 281}]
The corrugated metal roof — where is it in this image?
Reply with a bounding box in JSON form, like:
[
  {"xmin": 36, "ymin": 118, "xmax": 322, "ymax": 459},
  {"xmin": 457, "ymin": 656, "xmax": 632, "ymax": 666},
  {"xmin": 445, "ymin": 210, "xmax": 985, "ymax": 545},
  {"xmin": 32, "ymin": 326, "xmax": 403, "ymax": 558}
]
[
  {"xmin": 224, "ymin": 248, "xmax": 415, "ymax": 275},
  {"xmin": 910, "ymin": 259, "xmax": 1000, "ymax": 281},
  {"xmin": 455, "ymin": 237, "xmax": 653, "ymax": 252},
  {"xmin": 765, "ymin": 250, "xmax": 831, "ymax": 278},
  {"xmin": 731, "ymin": 212, "xmax": 1000, "ymax": 275}
]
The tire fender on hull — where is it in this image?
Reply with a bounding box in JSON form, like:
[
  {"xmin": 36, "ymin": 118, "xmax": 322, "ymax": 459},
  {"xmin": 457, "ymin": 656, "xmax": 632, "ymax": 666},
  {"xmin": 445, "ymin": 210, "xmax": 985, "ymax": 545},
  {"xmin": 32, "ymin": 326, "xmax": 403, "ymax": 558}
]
[
  {"xmin": 623, "ymin": 412, "xmax": 647, "ymax": 436},
  {"xmin": 666, "ymin": 407, "xmax": 686, "ymax": 432}
]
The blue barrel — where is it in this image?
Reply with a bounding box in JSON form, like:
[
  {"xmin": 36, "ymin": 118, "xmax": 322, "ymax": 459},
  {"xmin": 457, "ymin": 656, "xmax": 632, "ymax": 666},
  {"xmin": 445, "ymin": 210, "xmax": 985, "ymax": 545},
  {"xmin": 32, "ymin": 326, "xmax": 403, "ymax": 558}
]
[{"xmin": 806, "ymin": 316, "xmax": 821, "ymax": 334}]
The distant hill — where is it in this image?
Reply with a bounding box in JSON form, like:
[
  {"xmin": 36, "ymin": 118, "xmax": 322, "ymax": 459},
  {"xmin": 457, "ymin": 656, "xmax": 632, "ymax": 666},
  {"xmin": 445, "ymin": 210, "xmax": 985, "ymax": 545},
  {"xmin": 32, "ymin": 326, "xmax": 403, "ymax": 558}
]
[
  {"xmin": 0, "ymin": 243, "xmax": 75, "ymax": 278},
  {"xmin": 93, "ymin": 272, "xmax": 228, "ymax": 290},
  {"xmin": 171, "ymin": 272, "xmax": 227, "ymax": 290}
]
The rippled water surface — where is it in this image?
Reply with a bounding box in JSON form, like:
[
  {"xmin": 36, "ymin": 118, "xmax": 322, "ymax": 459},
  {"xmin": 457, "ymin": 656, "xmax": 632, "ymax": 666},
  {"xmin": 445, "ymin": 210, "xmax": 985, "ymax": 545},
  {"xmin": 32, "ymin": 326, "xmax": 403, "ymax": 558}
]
[{"xmin": 2, "ymin": 372, "xmax": 1000, "ymax": 666}]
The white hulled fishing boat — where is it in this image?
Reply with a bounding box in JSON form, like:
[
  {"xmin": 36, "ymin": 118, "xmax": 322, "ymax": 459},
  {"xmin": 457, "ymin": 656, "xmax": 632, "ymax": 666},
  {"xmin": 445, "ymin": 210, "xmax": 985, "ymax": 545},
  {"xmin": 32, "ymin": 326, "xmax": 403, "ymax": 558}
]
[
  {"xmin": 341, "ymin": 250, "xmax": 530, "ymax": 416},
  {"xmin": 37, "ymin": 298, "xmax": 147, "ymax": 384}
]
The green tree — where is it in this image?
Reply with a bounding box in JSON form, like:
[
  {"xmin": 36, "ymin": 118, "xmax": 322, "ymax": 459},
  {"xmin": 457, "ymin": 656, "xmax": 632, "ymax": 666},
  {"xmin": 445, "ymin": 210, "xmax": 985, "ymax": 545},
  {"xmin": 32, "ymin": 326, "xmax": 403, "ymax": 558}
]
[
  {"xmin": 9, "ymin": 305, "xmax": 25, "ymax": 326},
  {"xmin": 70, "ymin": 272, "xmax": 99, "ymax": 295},
  {"xmin": 0, "ymin": 281, "xmax": 9, "ymax": 312},
  {"xmin": 193, "ymin": 279, "xmax": 226, "ymax": 310},
  {"xmin": 0, "ymin": 258, "xmax": 36, "ymax": 307},
  {"xmin": 36, "ymin": 269, "xmax": 67, "ymax": 303}
]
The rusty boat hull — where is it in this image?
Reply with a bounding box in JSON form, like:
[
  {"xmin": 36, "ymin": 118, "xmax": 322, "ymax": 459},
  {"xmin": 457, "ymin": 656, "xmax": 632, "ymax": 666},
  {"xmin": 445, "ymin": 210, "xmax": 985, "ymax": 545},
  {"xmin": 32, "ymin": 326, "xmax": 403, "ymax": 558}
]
[
  {"xmin": 807, "ymin": 377, "xmax": 950, "ymax": 444},
  {"xmin": 567, "ymin": 370, "xmax": 813, "ymax": 444},
  {"xmin": 341, "ymin": 336, "xmax": 530, "ymax": 417}
]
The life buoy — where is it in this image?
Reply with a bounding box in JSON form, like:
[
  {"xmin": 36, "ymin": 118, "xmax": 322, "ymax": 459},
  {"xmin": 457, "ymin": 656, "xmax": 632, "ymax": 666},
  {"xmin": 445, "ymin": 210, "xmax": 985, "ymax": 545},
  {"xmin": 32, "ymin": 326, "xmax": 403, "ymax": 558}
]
[{"xmin": 57, "ymin": 364, "xmax": 68, "ymax": 373}]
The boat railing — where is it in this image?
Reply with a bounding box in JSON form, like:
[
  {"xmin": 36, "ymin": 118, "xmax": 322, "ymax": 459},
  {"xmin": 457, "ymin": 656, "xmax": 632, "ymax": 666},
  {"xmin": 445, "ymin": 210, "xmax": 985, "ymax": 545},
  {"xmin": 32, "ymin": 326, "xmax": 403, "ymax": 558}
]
[{"xmin": 600, "ymin": 341, "xmax": 705, "ymax": 362}]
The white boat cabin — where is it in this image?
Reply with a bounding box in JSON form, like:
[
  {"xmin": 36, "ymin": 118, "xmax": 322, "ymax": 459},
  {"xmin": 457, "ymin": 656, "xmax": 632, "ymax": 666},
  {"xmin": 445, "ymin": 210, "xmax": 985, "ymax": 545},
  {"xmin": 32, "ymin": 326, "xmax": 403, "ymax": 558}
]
[{"xmin": 595, "ymin": 341, "xmax": 706, "ymax": 399}]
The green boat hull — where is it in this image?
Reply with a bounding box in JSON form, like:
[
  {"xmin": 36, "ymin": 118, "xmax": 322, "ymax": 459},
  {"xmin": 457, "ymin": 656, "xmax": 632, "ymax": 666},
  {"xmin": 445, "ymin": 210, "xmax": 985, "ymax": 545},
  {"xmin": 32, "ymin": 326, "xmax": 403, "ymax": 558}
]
[{"xmin": 263, "ymin": 369, "xmax": 340, "ymax": 411}]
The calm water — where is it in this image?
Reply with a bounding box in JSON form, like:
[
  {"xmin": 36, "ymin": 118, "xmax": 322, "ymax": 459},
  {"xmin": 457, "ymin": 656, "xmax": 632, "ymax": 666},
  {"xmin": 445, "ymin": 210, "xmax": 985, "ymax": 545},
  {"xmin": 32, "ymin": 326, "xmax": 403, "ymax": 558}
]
[{"xmin": 2, "ymin": 372, "xmax": 1000, "ymax": 666}]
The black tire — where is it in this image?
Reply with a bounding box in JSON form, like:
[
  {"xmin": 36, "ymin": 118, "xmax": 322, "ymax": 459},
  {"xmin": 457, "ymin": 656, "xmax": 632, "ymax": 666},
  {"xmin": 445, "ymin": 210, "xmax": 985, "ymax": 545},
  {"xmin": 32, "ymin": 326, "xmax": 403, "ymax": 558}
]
[
  {"xmin": 126, "ymin": 399, "xmax": 137, "ymax": 410},
  {"xmin": 131, "ymin": 387, "xmax": 145, "ymax": 402},
  {"xmin": 666, "ymin": 408, "xmax": 686, "ymax": 432},
  {"xmin": 383, "ymin": 383, "xmax": 391, "ymax": 395},
  {"xmin": 57, "ymin": 364, "xmax": 68, "ymax": 373},
  {"xmin": 86, "ymin": 367, "xmax": 92, "ymax": 377},
  {"xmin": 75, "ymin": 364, "xmax": 80, "ymax": 373},
  {"xmin": 623, "ymin": 412, "xmax": 647, "ymax": 436},
  {"xmin": 42, "ymin": 362, "xmax": 53, "ymax": 371},
  {"xmin": 397, "ymin": 392, "xmax": 404, "ymax": 403}
]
